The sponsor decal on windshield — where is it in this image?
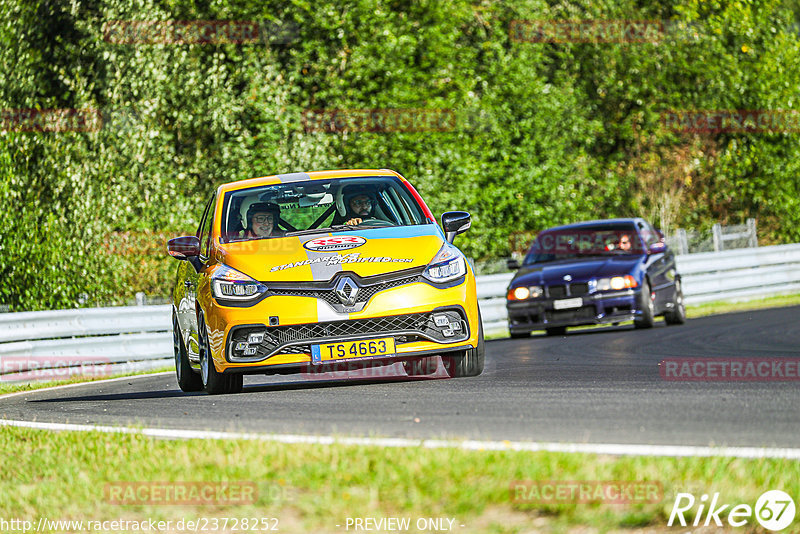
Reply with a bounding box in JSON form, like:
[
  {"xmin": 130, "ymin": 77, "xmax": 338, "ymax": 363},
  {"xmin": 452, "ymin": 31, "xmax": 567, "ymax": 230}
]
[
  {"xmin": 270, "ymin": 253, "xmax": 413, "ymax": 272},
  {"xmin": 303, "ymin": 236, "xmax": 366, "ymax": 252}
]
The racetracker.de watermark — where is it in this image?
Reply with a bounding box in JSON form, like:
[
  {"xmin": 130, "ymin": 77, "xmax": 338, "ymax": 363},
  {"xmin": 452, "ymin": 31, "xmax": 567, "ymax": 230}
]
[
  {"xmin": 104, "ymin": 482, "xmax": 258, "ymax": 505},
  {"xmin": 660, "ymin": 358, "xmax": 800, "ymax": 381},
  {"xmin": 102, "ymin": 20, "xmax": 297, "ymax": 45},
  {"xmin": 0, "ymin": 356, "xmax": 111, "ymax": 382},
  {"xmin": 661, "ymin": 110, "xmax": 800, "ymax": 134},
  {"xmin": 510, "ymin": 480, "xmax": 663, "ymax": 504},
  {"xmin": 302, "ymin": 108, "xmax": 457, "ymax": 133},
  {"xmin": 509, "ymin": 19, "xmax": 700, "ymax": 43},
  {"xmin": 1, "ymin": 108, "xmax": 146, "ymax": 134},
  {"xmin": 525, "ymin": 228, "xmax": 663, "ymax": 256},
  {"xmin": 301, "ymin": 360, "xmax": 442, "ymax": 381},
  {"xmin": 0, "ymin": 109, "xmax": 102, "ymax": 132}
]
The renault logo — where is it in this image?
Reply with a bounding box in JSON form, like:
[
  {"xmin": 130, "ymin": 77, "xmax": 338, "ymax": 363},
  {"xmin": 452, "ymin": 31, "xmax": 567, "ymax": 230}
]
[{"xmin": 334, "ymin": 277, "xmax": 360, "ymax": 306}]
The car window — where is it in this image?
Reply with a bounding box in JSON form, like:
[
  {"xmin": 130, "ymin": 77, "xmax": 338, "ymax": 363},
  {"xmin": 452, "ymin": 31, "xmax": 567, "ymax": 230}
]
[
  {"xmin": 198, "ymin": 193, "xmax": 216, "ymax": 258},
  {"xmin": 640, "ymin": 222, "xmax": 659, "ymax": 248},
  {"xmin": 220, "ymin": 176, "xmax": 428, "ymax": 242},
  {"xmin": 523, "ymin": 223, "xmax": 642, "ymax": 265},
  {"xmin": 196, "ymin": 196, "xmax": 212, "ymax": 238}
]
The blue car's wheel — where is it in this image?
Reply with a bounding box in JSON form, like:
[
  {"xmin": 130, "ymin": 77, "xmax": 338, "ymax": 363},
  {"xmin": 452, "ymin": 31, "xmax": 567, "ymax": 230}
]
[
  {"xmin": 664, "ymin": 279, "xmax": 686, "ymax": 325},
  {"xmin": 634, "ymin": 280, "xmax": 656, "ymax": 329}
]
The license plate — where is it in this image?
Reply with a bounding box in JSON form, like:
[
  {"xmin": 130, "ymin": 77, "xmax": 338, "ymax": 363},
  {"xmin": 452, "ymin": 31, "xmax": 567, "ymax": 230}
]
[
  {"xmin": 311, "ymin": 337, "xmax": 396, "ymax": 364},
  {"xmin": 553, "ymin": 297, "xmax": 583, "ymax": 310}
]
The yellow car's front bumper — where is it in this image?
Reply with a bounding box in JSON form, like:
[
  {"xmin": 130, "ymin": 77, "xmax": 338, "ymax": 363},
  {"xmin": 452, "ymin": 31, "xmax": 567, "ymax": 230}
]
[{"xmin": 200, "ymin": 274, "xmax": 480, "ymax": 374}]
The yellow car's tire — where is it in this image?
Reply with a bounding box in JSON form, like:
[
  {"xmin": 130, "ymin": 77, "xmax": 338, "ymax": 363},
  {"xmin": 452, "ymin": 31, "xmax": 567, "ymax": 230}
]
[
  {"xmin": 229, "ymin": 374, "xmax": 244, "ymax": 393},
  {"xmin": 199, "ymin": 313, "xmax": 238, "ymax": 395},
  {"xmin": 173, "ymin": 313, "xmax": 203, "ymax": 392},
  {"xmin": 443, "ymin": 314, "xmax": 485, "ymax": 378}
]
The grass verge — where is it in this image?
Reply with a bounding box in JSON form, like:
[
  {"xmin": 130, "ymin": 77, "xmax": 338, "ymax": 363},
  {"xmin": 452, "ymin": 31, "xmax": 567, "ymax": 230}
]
[
  {"xmin": 0, "ymin": 426, "xmax": 797, "ymax": 533},
  {"xmin": 686, "ymin": 292, "xmax": 800, "ymax": 318}
]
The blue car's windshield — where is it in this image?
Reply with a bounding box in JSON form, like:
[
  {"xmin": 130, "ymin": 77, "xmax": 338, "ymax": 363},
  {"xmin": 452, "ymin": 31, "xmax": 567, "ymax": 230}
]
[{"xmin": 523, "ymin": 224, "xmax": 643, "ymax": 265}]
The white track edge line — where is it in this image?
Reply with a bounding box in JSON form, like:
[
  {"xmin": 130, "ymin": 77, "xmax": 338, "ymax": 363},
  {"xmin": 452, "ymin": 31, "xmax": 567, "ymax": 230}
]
[
  {"xmin": 2, "ymin": 373, "xmax": 799, "ymax": 459},
  {"xmin": 1, "ymin": 418, "xmax": 799, "ymax": 459},
  {"xmin": 0, "ymin": 371, "xmax": 173, "ymax": 401}
]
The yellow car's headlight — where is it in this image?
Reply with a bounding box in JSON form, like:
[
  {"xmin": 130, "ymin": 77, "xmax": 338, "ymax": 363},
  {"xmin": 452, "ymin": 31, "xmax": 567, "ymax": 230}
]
[
  {"xmin": 211, "ymin": 265, "xmax": 268, "ymax": 302},
  {"xmin": 422, "ymin": 243, "xmax": 467, "ymax": 283}
]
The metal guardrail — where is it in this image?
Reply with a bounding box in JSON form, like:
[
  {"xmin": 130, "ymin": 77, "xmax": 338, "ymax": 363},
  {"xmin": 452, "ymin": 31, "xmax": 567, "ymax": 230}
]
[
  {"xmin": 0, "ymin": 306, "xmax": 172, "ymax": 381},
  {"xmin": 667, "ymin": 219, "xmax": 758, "ymax": 255},
  {"xmin": 0, "ymin": 306, "xmax": 172, "ymax": 344},
  {"xmin": 1, "ymin": 244, "xmax": 798, "ymax": 378}
]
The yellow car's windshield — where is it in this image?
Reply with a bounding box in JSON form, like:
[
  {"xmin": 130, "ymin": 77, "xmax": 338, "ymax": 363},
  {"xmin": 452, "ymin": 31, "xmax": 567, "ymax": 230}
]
[{"xmin": 220, "ymin": 176, "xmax": 428, "ymax": 242}]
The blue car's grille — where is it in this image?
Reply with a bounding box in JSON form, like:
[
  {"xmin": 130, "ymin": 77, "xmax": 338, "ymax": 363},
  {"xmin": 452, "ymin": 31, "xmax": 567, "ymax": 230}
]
[
  {"xmin": 570, "ymin": 283, "xmax": 590, "ymax": 296},
  {"xmin": 545, "ymin": 306, "xmax": 596, "ymax": 323},
  {"xmin": 548, "ymin": 285, "xmax": 567, "ymax": 298},
  {"xmin": 546, "ymin": 283, "xmax": 589, "ymax": 298}
]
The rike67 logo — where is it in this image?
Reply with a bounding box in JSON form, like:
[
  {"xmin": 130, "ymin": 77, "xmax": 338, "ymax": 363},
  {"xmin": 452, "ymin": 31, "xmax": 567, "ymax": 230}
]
[{"xmin": 669, "ymin": 490, "xmax": 796, "ymax": 531}]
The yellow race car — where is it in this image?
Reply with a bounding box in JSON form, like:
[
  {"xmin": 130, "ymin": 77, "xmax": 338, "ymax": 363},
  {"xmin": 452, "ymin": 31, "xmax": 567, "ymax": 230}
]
[{"xmin": 167, "ymin": 169, "xmax": 484, "ymax": 394}]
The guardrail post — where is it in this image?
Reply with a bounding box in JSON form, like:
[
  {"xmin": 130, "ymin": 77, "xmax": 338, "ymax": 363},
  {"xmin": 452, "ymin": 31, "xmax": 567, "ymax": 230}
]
[
  {"xmin": 747, "ymin": 218, "xmax": 758, "ymax": 248},
  {"xmin": 712, "ymin": 224, "xmax": 723, "ymax": 252},
  {"xmin": 676, "ymin": 229, "xmax": 689, "ymax": 255}
]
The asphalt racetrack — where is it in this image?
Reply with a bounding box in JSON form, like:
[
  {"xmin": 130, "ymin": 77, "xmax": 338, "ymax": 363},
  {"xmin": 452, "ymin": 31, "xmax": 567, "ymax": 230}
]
[{"xmin": 2, "ymin": 306, "xmax": 798, "ymax": 448}]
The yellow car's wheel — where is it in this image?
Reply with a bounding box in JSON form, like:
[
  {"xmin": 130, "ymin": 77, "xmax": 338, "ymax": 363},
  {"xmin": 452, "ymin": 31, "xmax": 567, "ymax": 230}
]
[
  {"xmin": 443, "ymin": 314, "xmax": 485, "ymax": 378},
  {"xmin": 199, "ymin": 313, "xmax": 242, "ymax": 395},
  {"xmin": 173, "ymin": 313, "xmax": 203, "ymax": 392}
]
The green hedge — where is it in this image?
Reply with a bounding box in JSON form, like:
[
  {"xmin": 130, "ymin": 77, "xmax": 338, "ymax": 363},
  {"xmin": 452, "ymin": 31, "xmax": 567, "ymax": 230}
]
[{"xmin": 1, "ymin": 0, "xmax": 799, "ymax": 310}]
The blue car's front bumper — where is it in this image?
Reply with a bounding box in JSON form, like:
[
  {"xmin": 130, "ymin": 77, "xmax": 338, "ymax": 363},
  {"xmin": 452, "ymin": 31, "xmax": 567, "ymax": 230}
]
[{"xmin": 507, "ymin": 288, "xmax": 643, "ymax": 333}]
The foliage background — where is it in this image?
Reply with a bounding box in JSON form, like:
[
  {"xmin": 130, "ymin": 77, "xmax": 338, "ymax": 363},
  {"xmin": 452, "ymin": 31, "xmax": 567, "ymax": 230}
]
[{"xmin": 1, "ymin": 0, "xmax": 799, "ymax": 310}]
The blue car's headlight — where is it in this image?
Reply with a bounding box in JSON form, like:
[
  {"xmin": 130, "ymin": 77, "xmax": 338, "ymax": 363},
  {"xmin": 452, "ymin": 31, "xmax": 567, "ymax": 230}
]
[
  {"xmin": 507, "ymin": 285, "xmax": 544, "ymax": 301},
  {"xmin": 595, "ymin": 275, "xmax": 638, "ymax": 291},
  {"xmin": 211, "ymin": 265, "xmax": 268, "ymax": 301},
  {"xmin": 423, "ymin": 243, "xmax": 467, "ymax": 283}
]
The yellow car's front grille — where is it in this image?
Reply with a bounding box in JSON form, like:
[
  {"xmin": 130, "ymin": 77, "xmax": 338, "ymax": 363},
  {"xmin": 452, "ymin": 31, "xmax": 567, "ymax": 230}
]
[{"xmin": 227, "ymin": 309, "xmax": 468, "ymax": 362}]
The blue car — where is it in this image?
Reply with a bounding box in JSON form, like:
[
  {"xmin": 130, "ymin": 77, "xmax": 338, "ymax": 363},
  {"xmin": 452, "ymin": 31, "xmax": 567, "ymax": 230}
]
[{"xmin": 505, "ymin": 218, "xmax": 685, "ymax": 337}]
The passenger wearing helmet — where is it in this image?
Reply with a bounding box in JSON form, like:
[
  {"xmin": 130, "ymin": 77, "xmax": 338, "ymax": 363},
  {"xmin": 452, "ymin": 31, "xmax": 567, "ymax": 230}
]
[
  {"xmin": 244, "ymin": 202, "xmax": 283, "ymax": 238},
  {"xmin": 342, "ymin": 185, "xmax": 379, "ymax": 226}
]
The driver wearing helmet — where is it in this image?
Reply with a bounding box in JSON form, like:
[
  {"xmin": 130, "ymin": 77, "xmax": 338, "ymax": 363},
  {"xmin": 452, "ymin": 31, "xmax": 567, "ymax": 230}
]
[
  {"xmin": 244, "ymin": 202, "xmax": 283, "ymax": 238},
  {"xmin": 342, "ymin": 185, "xmax": 379, "ymax": 226}
]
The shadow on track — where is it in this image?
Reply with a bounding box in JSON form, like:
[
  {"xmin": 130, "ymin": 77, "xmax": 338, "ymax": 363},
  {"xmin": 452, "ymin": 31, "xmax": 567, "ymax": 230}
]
[{"xmin": 28, "ymin": 375, "xmax": 441, "ymax": 403}]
